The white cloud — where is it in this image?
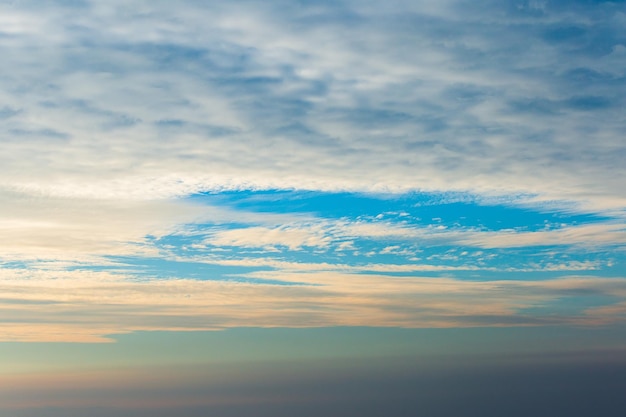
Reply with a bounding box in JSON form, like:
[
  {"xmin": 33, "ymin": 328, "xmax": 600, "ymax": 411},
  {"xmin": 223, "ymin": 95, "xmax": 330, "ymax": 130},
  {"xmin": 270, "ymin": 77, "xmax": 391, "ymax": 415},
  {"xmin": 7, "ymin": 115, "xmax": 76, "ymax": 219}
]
[
  {"xmin": 0, "ymin": 189, "xmax": 232, "ymax": 263},
  {"xmin": 207, "ymin": 225, "xmax": 332, "ymax": 250},
  {"xmin": 0, "ymin": 0, "xmax": 622, "ymax": 212},
  {"xmin": 454, "ymin": 223, "xmax": 626, "ymax": 249},
  {"xmin": 0, "ymin": 0, "xmax": 624, "ymax": 343},
  {"xmin": 196, "ymin": 209, "xmax": 626, "ymax": 256}
]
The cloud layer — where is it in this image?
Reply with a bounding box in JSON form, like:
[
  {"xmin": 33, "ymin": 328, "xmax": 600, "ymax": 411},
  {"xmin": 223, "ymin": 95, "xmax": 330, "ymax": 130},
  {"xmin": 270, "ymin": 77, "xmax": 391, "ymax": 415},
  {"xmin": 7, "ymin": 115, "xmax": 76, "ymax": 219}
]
[
  {"xmin": 2, "ymin": 266, "xmax": 625, "ymax": 342},
  {"xmin": 0, "ymin": 0, "xmax": 624, "ymax": 206},
  {"xmin": 1, "ymin": 1, "xmax": 625, "ymax": 342}
]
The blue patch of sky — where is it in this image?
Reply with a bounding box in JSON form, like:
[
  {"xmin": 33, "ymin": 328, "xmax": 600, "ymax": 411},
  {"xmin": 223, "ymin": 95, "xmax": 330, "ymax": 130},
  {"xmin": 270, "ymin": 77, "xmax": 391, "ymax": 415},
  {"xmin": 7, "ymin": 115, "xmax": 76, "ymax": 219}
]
[
  {"xmin": 99, "ymin": 244, "xmax": 620, "ymax": 282},
  {"xmin": 190, "ymin": 190, "xmax": 609, "ymax": 231},
  {"xmin": 49, "ymin": 191, "xmax": 622, "ymax": 282},
  {"xmin": 0, "ymin": 260, "xmax": 29, "ymax": 269},
  {"xmin": 150, "ymin": 237, "xmax": 570, "ymax": 276},
  {"xmin": 70, "ymin": 255, "xmax": 302, "ymax": 286},
  {"xmin": 105, "ymin": 191, "xmax": 618, "ymax": 279}
]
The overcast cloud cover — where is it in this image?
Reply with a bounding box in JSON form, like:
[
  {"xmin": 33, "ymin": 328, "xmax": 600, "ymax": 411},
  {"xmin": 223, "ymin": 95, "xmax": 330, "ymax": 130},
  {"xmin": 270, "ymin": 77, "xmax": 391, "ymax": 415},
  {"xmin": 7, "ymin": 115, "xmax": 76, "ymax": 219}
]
[{"xmin": 1, "ymin": 1, "xmax": 626, "ymax": 414}]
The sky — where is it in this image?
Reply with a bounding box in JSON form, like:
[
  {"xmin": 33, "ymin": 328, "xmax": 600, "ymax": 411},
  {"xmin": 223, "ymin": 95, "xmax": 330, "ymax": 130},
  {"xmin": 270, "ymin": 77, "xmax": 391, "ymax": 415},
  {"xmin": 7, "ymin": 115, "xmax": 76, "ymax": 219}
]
[{"xmin": 1, "ymin": 0, "xmax": 626, "ymax": 416}]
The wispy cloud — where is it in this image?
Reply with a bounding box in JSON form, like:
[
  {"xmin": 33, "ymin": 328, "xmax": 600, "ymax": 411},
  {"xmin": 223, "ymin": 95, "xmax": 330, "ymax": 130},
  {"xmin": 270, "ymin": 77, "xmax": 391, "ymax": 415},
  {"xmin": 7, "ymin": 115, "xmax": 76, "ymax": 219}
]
[
  {"xmin": 207, "ymin": 224, "xmax": 332, "ymax": 251},
  {"xmin": 0, "ymin": 190, "xmax": 206, "ymax": 262},
  {"xmin": 2, "ymin": 265, "xmax": 625, "ymax": 342},
  {"xmin": 202, "ymin": 213, "xmax": 626, "ymax": 252},
  {"xmin": 455, "ymin": 222, "xmax": 626, "ymax": 249},
  {"xmin": 1, "ymin": 0, "xmax": 625, "ymax": 344},
  {"xmin": 0, "ymin": 0, "xmax": 623, "ymax": 208}
]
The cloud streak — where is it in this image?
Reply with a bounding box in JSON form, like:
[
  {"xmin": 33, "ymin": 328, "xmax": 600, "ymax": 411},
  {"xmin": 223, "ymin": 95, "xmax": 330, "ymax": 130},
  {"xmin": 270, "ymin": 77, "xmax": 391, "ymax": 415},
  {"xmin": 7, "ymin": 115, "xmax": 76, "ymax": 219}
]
[{"xmin": 1, "ymin": 266, "xmax": 625, "ymax": 342}]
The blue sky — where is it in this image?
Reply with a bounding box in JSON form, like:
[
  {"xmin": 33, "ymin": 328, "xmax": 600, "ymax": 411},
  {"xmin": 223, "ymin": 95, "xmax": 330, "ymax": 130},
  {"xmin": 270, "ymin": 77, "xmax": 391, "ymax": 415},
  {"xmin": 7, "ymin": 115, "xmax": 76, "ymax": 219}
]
[{"xmin": 1, "ymin": 0, "xmax": 626, "ymax": 415}]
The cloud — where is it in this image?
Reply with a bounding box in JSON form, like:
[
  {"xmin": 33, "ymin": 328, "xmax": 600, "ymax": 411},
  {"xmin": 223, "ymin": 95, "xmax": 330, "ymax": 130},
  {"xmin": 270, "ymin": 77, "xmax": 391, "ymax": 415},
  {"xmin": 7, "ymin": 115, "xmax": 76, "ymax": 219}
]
[
  {"xmin": 1, "ymin": 265, "xmax": 625, "ymax": 342},
  {"xmin": 0, "ymin": 0, "xmax": 623, "ymax": 211},
  {"xmin": 1, "ymin": 0, "xmax": 625, "ymax": 343},
  {"xmin": 202, "ymin": 213, "xmax": 626, "ymax": 253},
  {"xmin": 454, "ymin": 222, "xmax": 626, "ymax": 249},
  {"xmin": 0, "ymin": 190, "xmax": 209, "ymax": 263},
  {"xmin": 207, "ymin": 224, "xmax": 332, "ymax": 251}
]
